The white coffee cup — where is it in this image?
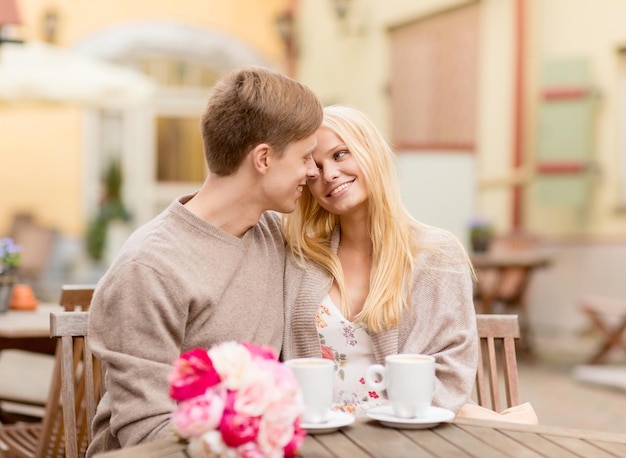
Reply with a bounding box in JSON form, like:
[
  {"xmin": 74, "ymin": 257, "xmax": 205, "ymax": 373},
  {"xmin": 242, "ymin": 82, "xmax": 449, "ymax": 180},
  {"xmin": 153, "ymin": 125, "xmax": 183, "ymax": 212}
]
[
  {"xmin": 285, "ymin": 358, "xmax": 334, "ymax": 423},
  {"xmin": 365, "ymin": 353, "xmax": 435, "ymax": 419}
]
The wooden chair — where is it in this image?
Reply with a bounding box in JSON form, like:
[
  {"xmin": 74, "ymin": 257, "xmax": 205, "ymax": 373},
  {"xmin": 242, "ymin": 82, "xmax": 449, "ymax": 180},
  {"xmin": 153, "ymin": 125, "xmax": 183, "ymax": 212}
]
[
  {"xmin": 58, "ymin": 285, "xmax": 97, "ymax": 312},
  {"xmin": 50, "ymin": 311, "xmax": 102, "ymax": 458},
  {"xmin": 0, "ymin": 290, "xmax": 97, "ymax": 458},
  {"xmin": 580, "ymin": 295, "xmax": 626, "ymax": 364},
  {"xmin": 475, "ymin": 314, "xmax": 521, "ymax": 412},
  {"xmin": 0, "ymin": 285, "xmax": 95, "ymax": 423}
]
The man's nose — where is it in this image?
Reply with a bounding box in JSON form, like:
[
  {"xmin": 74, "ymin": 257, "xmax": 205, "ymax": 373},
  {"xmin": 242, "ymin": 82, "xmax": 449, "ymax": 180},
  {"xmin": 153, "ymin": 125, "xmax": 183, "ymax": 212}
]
[{"xmin": 306, "ymin": 157, "xmax": 319, "ymax": 179}]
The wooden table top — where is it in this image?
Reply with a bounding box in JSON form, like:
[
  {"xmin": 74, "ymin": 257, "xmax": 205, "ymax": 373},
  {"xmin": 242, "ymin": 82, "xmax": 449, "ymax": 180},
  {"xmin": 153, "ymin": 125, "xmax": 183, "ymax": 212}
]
[
  {"xmin": 470, "ymin": 249, "xmax": 552, "ymax": 269},
  {"xmin": 93, "ymin": 416, "xmax": 626, "ymax": 457},
  {"xmin": 0, "ymin": 303, "xmax": 64, "ymax": 338}
]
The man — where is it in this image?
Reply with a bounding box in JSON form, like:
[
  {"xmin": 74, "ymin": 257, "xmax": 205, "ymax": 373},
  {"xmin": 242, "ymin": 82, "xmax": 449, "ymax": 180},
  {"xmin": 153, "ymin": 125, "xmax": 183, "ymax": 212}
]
[{"xmin": 86, "ymin": 66, "xmax": 322, "ymax": 455}]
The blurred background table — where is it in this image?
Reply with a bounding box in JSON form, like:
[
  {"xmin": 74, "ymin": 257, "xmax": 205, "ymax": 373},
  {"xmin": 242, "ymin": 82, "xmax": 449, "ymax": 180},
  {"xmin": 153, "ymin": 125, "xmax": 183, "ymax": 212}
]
[
  {"xmin": 0, "ymin": 302, "xmax": 64, "ymax": 422},
  {"xmin": 0, "ymin": 302, "xmax": 63, "ymax": 354},
  {"xmin": 471, "ymin": 249, "xmax": 552, "ymax": 357}
]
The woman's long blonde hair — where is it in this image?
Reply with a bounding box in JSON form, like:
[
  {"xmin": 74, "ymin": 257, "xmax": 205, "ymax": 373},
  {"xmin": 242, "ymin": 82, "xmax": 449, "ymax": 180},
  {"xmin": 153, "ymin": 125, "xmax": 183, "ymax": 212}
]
[{"xmin": 283, "ymin": 105, "xmax": 418, "ymax": 333}]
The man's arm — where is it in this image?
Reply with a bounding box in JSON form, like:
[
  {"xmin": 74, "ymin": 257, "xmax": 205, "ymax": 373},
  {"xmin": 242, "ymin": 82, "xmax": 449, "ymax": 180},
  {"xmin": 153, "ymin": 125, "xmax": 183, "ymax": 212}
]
[{"xmin": 89, "ymin": 261, "xmax": 187, "ymax": 446}]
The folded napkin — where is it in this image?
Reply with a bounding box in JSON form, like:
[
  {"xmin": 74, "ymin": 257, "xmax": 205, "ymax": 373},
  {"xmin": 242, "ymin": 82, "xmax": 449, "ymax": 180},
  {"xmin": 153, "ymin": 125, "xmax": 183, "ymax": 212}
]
[{"xmin": 455, "ymin": 402, "xmax": 538, "ymax": 424}]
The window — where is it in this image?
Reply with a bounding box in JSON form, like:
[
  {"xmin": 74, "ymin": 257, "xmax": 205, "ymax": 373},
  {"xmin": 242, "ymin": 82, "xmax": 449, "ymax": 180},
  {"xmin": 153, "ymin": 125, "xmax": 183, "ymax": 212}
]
[
  {"xmin": 156, "ymin": 116, "xmax": 207, "ymax": 183},
  {"xmin": 123, "ymin": 56, "xmax": 219, "ymax": 184},
  {"xmin": 388, "ymin": 3, "xmax": 479, "ymax": 151},
  {"xmin": 125, "ymin": 57, "xmax": 221, "ymax": 89}
]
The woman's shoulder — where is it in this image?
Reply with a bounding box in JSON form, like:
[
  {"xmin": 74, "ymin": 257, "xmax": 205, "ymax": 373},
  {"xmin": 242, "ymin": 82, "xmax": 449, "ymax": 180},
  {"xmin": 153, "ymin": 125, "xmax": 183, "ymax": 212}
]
[
  {"xmin": 410, "ymin": 223, "xmax": 470, "ymax": 269},
  {"xmin": 411, "ymin": 223, "xmax": 460, "ymax": 247}
]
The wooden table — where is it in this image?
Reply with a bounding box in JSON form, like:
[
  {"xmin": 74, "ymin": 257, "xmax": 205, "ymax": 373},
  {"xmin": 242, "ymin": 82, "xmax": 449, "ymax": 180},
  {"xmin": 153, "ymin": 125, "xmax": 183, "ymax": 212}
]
[
  {"xmin": 471, "ymin": 250, "xmax": 552, "ymax": 356},
  {"xmin": 470, "ymin": 250, "xmax": 552, "ymax": 313},
  {"xmin": 0, "ymin": 303, "xmax": 64, "ymax": 354},
  {"xmin": 93, "ymin": 417, "xmax": 626, "ymax": 457}
]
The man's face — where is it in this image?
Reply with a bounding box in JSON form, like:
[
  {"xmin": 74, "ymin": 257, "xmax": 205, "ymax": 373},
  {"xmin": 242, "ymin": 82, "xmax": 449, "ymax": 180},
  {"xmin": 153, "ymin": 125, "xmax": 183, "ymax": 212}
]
[{"xmin": 263, "ymin": 134, "xmax": 319, "ymax": 213}]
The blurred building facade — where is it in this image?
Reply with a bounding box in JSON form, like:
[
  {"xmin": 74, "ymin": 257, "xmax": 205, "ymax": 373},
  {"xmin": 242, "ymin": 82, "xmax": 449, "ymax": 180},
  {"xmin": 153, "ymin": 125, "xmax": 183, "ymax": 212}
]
[
  {"xmin": 2, "ymin": 0, "xmax": 626, "ymax": 336},
  {"xmin": 295, "ymin": 0, "xmax": 626, "ymax": 336},
  {"xmin": 0, "ymin": 0, "xmax": 287, "ymax": 291},
  {"xmin": 0, "ymin": 0, "xmax": 285, "ymax": 237}
]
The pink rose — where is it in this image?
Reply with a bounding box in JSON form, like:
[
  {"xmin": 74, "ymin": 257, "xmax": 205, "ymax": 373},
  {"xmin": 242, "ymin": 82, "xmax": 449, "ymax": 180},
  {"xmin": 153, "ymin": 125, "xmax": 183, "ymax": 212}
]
[
  {"xmin": 269, "ymin": 362, "xmax": 300, "ymax": 396},
  {"xmin": 283, "ymin": 419, "xmax": 306, "ymax": 458},
  {"xmin": 219, "ymin": 391, "xmax": 260, "ymax": 447},
  {"xmin": 235, "ymin": 367, "xmax": 274, "ymax": 417},
  {"xmin": 237, "ymin": 441, "xmax": 266, "ymax": 458},
  {"xmin": 171, "ymin": 388, "xmax": 225, "ymax": 438},
  {"xmin": 169, "ymin": 348, "xmax": 221, "ymax": 401},
  {"xmin": 169, "ymin": 342, "xmax": 305, "ymax": 457},
  {"xmin": 257, "ymin": 402, "xmax": 298, "ymax": 453},
  {"xmin": 208, "ymin": 342, "xmax": 253, "ymax": 390},
  {"xmin": 242, "ymin": 342, "xmax": 277, "ymax": 360},
  {"xmin": 188, "ymin": 431, "xmax": 228, "ymax": 457}
]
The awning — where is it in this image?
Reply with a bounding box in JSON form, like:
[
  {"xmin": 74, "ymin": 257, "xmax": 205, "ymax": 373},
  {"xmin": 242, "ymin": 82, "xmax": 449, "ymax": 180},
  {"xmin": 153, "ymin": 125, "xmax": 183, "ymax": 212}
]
[{"xmin": 0, "ymin": 41, "xmax": 155, "ymax": 106}]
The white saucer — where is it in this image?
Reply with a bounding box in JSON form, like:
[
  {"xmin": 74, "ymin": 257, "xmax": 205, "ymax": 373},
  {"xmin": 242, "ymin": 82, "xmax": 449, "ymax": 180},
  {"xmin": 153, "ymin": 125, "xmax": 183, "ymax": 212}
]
[
  {"xmin": 301, "ymin": 411, "xmax": 355, "ymax": 434},
  {"xmin": 366, "ymin": 405, "xmax": 455, "ymax": 429}
]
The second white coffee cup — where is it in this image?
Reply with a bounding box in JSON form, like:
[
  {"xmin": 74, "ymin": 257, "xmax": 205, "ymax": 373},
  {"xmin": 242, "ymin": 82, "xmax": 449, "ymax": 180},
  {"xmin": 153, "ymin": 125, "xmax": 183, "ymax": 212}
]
[
  {"xmin": 365, "ymin": 353, "xmax": 435, "ymax": 419},
  {"xmin": 285, "ymin": 357, "xmax": 335, "ymax": 423}
]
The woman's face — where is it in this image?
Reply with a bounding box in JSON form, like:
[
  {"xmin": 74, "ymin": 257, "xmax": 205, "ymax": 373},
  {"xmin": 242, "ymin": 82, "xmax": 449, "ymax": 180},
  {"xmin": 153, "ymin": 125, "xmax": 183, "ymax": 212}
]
[{"xmin": 307, "ymin": 126, "xmax": 368, "ymax": 217}]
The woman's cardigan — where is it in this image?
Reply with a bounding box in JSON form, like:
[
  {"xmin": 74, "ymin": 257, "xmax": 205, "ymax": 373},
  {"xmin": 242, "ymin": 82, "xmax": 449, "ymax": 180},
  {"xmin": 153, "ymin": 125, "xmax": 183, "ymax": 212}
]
[{"xmin": 282, "ymin": 226, "xmax": 478, "ymax": 413}]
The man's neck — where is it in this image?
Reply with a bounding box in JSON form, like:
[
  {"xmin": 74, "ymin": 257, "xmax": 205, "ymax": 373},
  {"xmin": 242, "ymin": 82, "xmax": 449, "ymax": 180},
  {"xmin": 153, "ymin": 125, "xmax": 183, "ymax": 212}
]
[{"xmin": 184, "ymin": 173, "xmax": 264, "ymax": 237}]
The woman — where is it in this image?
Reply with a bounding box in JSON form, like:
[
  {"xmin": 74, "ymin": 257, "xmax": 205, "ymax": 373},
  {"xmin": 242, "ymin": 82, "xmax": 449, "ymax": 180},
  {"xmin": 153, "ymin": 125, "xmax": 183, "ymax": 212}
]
[{"xmin": 282, "ymin": 105, "xmax": 478, "ymax": 417}]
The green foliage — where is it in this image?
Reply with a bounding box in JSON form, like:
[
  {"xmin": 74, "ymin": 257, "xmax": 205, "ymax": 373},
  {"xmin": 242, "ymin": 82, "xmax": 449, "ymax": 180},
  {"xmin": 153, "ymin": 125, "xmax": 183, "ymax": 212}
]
[
  {"xmin": 86, "ymin": 216, "xmax": 108, "ymax": 261},
  {"xmin": 0, "ymin": 237, "xmax": 20, "ymax": 271},
  {"xmin": 86, "ymin": 157, "xmax": 131, "ymax": 261},
  {"xmin": 468, "ymin": 216, "xmax": 494, "ymax": 239}
]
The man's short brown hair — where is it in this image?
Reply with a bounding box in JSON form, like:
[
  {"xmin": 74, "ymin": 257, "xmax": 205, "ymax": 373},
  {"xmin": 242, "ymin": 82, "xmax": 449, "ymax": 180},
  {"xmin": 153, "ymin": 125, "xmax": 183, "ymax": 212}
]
[{"xmin": 200, "ymin": 66, "xmax": 323, "ymax": 176}]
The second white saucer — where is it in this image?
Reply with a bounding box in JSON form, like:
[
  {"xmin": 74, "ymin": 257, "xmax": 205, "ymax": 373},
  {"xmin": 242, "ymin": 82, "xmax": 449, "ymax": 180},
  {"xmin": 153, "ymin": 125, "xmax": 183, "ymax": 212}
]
[
  {"xmin": 301, "ymin": 410, "xmax": 355, "ymax": 434},
  {"xmin": 366, "ymin": 405, "xmax": 455, "ymax": 429}
]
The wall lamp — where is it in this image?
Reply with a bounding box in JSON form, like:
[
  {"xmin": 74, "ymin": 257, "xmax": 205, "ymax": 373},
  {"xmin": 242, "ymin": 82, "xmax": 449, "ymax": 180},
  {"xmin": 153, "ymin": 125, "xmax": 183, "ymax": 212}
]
[
  {"xmin": 0, "ymin": 0, "xmax": 23, "ymax": 44},
  {"xmin": 275, "ymin": 9, "xmax": 297, "ymax": 76},
  {"xmin": 331, "ymin": 0, "xmax": 351, "ymax": 21}
]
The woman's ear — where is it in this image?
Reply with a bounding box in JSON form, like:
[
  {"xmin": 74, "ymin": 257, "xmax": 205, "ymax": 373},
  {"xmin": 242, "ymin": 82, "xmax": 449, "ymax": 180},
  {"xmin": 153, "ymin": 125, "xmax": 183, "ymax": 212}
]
[{"xmin": 250, "ymin": 143, "xmax": 271, "ymax": 174}]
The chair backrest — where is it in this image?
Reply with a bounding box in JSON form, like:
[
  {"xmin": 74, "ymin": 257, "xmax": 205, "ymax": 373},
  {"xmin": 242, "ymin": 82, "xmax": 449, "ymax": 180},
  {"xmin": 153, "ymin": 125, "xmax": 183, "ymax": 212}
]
[
  {"xmin": 475, "ymin": 314, "xmax": 521, "ymax": 412},
  {"xmin": 48, "ymin": 311, "xmax": 103, "ymax": 458},
  {"xmin": 60, "ymin": 284, "xmax": 96, "ymax": 311},
  {"xmin": 31, "ymin": 285, "xmax": 96, "ymax": 458}
]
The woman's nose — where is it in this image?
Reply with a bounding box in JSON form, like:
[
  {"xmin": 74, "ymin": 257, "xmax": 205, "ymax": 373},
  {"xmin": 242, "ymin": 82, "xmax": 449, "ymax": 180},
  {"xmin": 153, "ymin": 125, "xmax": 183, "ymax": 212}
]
[{"xmin": 323, "ymin": 164, "xmax": 339, "ymax": 183}]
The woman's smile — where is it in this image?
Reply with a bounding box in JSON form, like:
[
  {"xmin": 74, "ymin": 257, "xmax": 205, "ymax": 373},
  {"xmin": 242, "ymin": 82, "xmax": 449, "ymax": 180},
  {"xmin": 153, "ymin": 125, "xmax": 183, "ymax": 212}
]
[{"xmin": 328, "ymin": 179, "xmax": 355, "ymax": 197}]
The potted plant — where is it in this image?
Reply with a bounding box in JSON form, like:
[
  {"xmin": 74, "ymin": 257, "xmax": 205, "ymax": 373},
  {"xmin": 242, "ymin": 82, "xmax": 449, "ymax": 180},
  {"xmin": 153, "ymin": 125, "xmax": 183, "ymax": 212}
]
[
  {"xmin": 0, "ymin": 237, "xmax": 21, "ymax": 313},
  {"xmin": 468, "ymin": 217, "xmax": 494, "ymax": 253}
]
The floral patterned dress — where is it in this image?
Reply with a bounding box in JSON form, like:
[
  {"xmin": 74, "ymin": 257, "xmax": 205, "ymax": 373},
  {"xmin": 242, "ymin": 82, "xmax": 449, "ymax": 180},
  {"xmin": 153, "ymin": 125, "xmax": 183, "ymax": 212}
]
[{"xmin": 316, "ymin": 295, "xmax": 386, "ymax": 417}]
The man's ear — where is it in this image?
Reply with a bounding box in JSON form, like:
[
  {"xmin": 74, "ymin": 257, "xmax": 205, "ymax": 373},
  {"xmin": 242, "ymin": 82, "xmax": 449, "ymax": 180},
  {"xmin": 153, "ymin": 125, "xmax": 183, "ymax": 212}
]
[{"xmin": 250, "ymin": 143, "xmax": 271, "ymax": 174}]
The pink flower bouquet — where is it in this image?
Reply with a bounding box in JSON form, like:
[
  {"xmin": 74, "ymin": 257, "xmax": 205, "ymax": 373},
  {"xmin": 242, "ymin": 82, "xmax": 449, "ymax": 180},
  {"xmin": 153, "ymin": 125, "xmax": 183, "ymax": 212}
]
[{"xmin": 168, "ymin": 342, "xmax": 306, "ymax": 458}]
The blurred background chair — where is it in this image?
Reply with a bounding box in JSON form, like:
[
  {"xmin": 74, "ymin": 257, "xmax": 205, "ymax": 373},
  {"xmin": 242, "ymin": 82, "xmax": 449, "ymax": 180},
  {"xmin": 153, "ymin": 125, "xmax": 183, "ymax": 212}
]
[
  {"xmin": 0, "ymin": 310, "xmax": 100, "ymax": 458},
  {"xmin": 0, "ymin": 284, "xmax": 94, "ymax": 424},
  {"xmin": 8, "ymin": 212, "xmax": 58, "ymax": 289},
  {"xmin": 579, "ymin": 295, "xmax": 626, "ymax": 364}
]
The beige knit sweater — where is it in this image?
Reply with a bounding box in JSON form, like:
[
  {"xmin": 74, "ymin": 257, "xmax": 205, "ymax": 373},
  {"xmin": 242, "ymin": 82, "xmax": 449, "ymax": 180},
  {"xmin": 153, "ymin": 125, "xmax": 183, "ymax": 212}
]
[
  {"xmin": 87, "ymin": 196, "xmax": 286, "ymax": 456},
  {"xmin": 282, "ymin": 225, "xmax": 478, "ymax": 413}
]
